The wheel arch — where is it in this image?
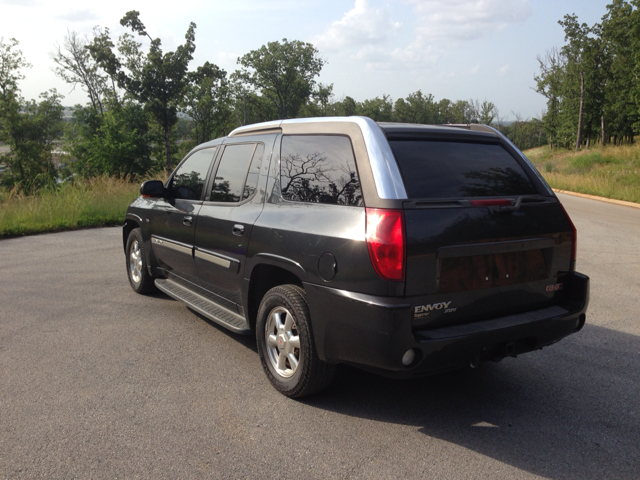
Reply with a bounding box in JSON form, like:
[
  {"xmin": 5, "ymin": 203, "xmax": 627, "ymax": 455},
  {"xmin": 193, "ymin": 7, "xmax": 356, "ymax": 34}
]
[
  {"xmin": 123, "ymin": 217, "xmax": 141, "ymax": 253},
  {"xmin": 246, "ymin": 262, "xmax": 304, "ymax": 331}
]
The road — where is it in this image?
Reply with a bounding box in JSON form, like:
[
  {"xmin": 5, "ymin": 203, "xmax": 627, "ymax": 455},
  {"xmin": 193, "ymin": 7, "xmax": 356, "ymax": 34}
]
[{"xmin": 1, "ymin": 193, "xmax": 639, "ymax": 479}]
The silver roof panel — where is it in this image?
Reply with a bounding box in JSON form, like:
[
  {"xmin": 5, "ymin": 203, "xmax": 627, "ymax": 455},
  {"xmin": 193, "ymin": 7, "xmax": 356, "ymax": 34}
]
[{"xmin": 229, "ymin": 116, "xmax": 407, "ymax": 200}]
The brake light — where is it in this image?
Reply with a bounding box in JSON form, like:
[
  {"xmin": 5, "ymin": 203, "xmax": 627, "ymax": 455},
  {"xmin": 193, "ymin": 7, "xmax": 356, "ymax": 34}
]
[
  {"xmin": 560, "ymin": 204, "xmax": 577, "ymax": 268},
  {"xmin": 469, "ymin": 199, "xmax": 512, "ymax": 207},
  {"xmin": 366, "ymin": 208, "xmax": 405, "ymax": 281}
]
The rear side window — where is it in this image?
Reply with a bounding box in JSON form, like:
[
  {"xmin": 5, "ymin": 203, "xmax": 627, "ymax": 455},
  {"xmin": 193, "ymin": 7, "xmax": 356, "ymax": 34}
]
[
  {"xmin": 211, "ymin": 143, "xmax": 259, "ymax": 202},
  {"xmin": 388, "ymin": 141, "xmax": 537, "ymax": 199},
  {"xmin": 280, "ymin": 135, "xmax": 363, "ymax": 207}
]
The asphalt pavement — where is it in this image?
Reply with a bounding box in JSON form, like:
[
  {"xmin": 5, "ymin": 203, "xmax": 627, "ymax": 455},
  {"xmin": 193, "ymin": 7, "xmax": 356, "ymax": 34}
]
[{"xmin": 0, "ymin": 193, "xmax": 639, "ymax": 479}]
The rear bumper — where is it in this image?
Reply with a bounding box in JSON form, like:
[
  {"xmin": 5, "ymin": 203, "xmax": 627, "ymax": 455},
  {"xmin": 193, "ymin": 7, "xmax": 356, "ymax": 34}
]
[{"xmin": 303, "ymin": 272, "xmax": 589, "ymax": 378}]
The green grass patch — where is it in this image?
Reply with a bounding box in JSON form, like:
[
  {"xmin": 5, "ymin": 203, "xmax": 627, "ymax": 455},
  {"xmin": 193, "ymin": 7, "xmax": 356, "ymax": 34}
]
[
  {"xmin": 0, "ymin": 176, "xmax": 143, "ymax": 239},
  {"xmin": 524, "ymin": 143, "xmax": 640, "ymax": 203}
]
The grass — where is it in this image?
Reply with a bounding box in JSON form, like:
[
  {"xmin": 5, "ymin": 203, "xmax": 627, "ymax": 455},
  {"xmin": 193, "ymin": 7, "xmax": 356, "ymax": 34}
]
[
  {"xmin": 0, "ymin": 176, "xmax": 143, "ymax": 239},
  {"xmin": 524, "ymin": 142, "xmax": 640, "ymax": 204},
  {"xmin": 2, "ymin": 142, "xmax": 639, "ymax": 240}
]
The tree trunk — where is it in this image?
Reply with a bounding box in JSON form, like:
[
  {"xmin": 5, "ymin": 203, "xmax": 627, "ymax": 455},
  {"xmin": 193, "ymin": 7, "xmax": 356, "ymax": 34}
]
[
  {"xmin": 601, "ymin": 115, "xmax": 606, "ymax": 146},
  {"xmin": 586, "ymin": 135, "xmax": 590, "ymax": 149},
  {"xmin": 243, "ymin": 93, "xmax": 246, "ymax": 126},
  {"xmin": 164, "ymin": 112, "xmax": 172, "ymax": 175},
  {"xmin": 575, "ymin": 71, "xmax": 584, "ymax": 153}
]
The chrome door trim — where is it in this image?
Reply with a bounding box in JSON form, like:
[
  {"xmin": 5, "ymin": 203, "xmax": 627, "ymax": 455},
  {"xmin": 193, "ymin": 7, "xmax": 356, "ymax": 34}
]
[
  {"xmin": 194, "ymin": 247, "xmax": 240, "ymax": 272},
  {"xmin": 151, "ymin": 235, "xmax": 193, "ymax": 256}
]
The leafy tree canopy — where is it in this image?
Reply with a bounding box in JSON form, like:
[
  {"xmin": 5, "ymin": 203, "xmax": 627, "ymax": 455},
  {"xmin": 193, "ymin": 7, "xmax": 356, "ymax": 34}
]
[{"xmin": 233, "ymin": 39, "xmax": 325, "ymax": 120}]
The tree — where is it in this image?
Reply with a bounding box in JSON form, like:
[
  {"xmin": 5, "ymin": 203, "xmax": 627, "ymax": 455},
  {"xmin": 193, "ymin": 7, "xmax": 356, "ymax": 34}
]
[
  {"xmin": 535, "ymin": 47, "xmax": 566, "ymax": 149},
  {"xmin": 602, "ymin": 0, "xmax": 639, "ymax": 144},
  {"xmin": 233, "ymin": 38, "xmax": 325, "ymax": 120},
  {"xmin": 0, "ymin": 37, "xmax": 30, "ymax": 98},
  {"xmin": 181, "ymin": 61, "xmax": 233, "ymax": 145},
  {"xmin": 358, "ymin": 95, "xmax": 393, "ymax": 122},
  {"xmin": 330, "ymin": 96, "xmax": 357, "ymax": 116},
  {"xmin": 393, "ymin": 91, "xmax": 438, "ymax": 124},
  {"xmin": 478, "ymin": 100, "xmax": 496, "ymax": 125},
  {"xmin": 1, "ymin": 38, "xmax": 63, "ymax": 191},
  {"xmin": 65, "ymin": 103, "xmax": 153, "ymax": 178},
  {"xmin": 312, "ymin": 83, "xmax": 334, "ymax": 117},
  {"xmin": 557, "ymin": 15, "xmax": 607, "ymax": 151},
  {"xmin": 1, "ymin": 90, "xmax": 64, "ymax": 191},
  {"xmin": 50, "ymin": 29, "xmax": 112, "ymax": 114},
  {"xmin": 89, "ymin": 11, "xmax": 196, "ymax": 174}
]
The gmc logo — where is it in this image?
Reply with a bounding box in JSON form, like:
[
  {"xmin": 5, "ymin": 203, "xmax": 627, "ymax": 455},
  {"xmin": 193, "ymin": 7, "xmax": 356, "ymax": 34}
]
[{"xmin": 546, "ymin": 283, "xmax": 564, "ymax": 292}]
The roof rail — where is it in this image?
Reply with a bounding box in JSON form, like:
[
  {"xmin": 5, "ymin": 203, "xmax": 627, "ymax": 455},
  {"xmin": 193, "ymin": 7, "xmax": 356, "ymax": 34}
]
[
  {"xmin": 229, "ymin": 120, "xmax": 283, "ymax": 137},
  {"xmin": 442, "ymin": 124, "xmax": 499, "ymax": 136}
]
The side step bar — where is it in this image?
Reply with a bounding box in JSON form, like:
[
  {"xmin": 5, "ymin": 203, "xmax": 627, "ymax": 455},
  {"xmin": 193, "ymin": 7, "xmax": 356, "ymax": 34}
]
[{"xmin": 155, "ymin": 278, "xmax": 251, "ymax": 334}]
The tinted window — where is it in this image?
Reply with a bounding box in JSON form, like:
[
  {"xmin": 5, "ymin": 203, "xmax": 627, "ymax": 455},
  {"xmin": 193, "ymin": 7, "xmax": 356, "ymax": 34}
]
[
  {"xmin": 211, "ymin": 143, "xmax": 256, "ymax": 202},
  {"xmin": 242, "ymin": 144, "xmax": 264, "ymax": 201},
  {"xmin": 280, "ymin": 135, "xmax": 363, "ymax": 206},
  {"xmin": 170, "ymin": 147, "xmax": 216, "ymax": 200},
  {"xmin": 389, "ymin": 141, "xmax": 537, "ymax": 198}
]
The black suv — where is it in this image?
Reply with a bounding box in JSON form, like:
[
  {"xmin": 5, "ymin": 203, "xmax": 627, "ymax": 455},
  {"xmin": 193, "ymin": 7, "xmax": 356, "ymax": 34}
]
[{"xmin": 123, "ymin": 117, "xmax": 589, "ymax": 397}]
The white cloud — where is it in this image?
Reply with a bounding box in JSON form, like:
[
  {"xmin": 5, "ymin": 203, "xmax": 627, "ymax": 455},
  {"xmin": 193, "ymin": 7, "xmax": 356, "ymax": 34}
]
[
  {"xmin": 313, "ymin": 0, "xmax": 530, "ymax": 70},
  {"xmin": 313, "ymin": 0, "xmax": 401, "ymax": 52},
  {"xmin": 407, "ymin": 0, "xmax": 532, "ymax": 41},
  {"xmin": 56, "ymin": 8, "xmax": 98, "ymax": 22},
  {"xmin": 497, "ymin": 64, "xmax": 509, "ymax": 76},
  {"xmin": 0, "ymin": 0, "xmax": 38, "ymax": 5}
]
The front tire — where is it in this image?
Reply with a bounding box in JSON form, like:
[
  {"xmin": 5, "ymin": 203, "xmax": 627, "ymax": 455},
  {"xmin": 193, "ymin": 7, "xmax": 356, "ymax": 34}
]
[
  {"xmin": 256, "ymin": 285, "xmax": 335, "ymax": 398},
  {"xmin": 125, "ymin": 228, "xmax": 157, "ymax": 294}
]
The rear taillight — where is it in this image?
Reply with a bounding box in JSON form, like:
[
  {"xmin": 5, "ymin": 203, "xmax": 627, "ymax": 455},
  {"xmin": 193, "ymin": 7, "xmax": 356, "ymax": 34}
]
[
  {"xmin": 469, "ymin": 199, "xmax": 512, "ymax": 207},
  {"xmin": 366, "ymin": 208, "xmax": 405, "ymax": 282},
  {"xmin": 560, "ymin": 204, "xmax": 577, "ymax": 268}
]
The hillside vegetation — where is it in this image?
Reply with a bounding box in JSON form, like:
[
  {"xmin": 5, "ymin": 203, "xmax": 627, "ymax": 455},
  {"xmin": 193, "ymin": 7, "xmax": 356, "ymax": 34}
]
[
  {"xmin": 525, "ymin": 143, "xmax": 640, "ymax": 203},
  {"xmin": 0, "ymin": 176, "xmax": 140, "ymax": 238}
]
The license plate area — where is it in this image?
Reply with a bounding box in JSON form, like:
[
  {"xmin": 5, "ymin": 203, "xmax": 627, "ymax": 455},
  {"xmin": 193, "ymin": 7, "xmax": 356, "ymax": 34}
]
[{"xmin": 439, "ymin": 249, "xmax": 549, "ymax": 293}]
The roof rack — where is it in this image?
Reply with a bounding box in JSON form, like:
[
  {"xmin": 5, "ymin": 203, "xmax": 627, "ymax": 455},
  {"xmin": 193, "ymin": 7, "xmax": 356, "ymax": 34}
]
[{"xmin": 442, "ymin": 124, "xmax": 499, "ymax": 135}]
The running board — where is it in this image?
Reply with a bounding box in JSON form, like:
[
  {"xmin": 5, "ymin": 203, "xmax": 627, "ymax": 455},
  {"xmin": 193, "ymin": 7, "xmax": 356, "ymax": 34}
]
[{"xmin": 155, "ymin": 278, "xmax": 251, "ymax": 334}]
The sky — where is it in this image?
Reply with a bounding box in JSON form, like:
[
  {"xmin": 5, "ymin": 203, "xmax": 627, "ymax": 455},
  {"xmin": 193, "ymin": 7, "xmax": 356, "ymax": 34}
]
[{"xmin": 1, "ymin": 0, "xmax": 608, "ymax": 120}]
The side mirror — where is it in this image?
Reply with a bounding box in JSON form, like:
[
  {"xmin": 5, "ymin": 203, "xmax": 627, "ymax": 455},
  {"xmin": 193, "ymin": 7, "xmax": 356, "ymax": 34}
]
[{"xmin": 140, "ymin": 180, "xmax": 165, "ymax": 198}]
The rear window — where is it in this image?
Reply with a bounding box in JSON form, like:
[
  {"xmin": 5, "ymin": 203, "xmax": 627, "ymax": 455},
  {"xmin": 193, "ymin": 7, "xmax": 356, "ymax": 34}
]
[{"xmin": 388, "ymin": 140, "xmax": 537, "ymax": 199}]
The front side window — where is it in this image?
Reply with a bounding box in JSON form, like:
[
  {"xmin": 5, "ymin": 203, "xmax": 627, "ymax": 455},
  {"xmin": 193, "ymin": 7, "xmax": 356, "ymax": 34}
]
[
  {"xmin": 170, "ymin": 147, "xmax": 217, "ymax": 200},
  {"xmin": 210, "ymin": 143, "xmax": 257, "ymax": 202},
  {"xmin": 280, "ymin": 135, "xmax": 363, "ymax": 206}
]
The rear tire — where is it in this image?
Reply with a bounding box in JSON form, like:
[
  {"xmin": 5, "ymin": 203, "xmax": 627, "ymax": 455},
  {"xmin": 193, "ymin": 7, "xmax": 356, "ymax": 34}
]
[
  {"xmin": 126, "ymin": 228, "xmax": 157, "ymax": 294},
  {"xmin": 256, "ymin": 285, "xmax": 335, "ymax": 398}
]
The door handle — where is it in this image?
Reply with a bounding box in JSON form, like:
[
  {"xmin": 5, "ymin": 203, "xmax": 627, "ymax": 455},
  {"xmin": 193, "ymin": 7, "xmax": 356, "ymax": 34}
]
[
  {"xmin": 183, "ymin": 215, "xmax": 193, "ymax": 226},
  {"xmin": 232, "ymin": 224, "xmax": 245, "ymax": 236}
]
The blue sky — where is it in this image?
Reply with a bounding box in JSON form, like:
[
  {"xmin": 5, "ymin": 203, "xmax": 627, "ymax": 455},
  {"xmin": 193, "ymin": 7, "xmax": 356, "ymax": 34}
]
[{"xmin": 1, "ymin": 0, "xmax": 607, "ymax": 120}]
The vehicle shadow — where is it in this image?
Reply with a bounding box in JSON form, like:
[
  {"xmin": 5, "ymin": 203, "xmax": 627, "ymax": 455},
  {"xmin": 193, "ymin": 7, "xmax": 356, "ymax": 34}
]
[
  {"xmin": 304, "ymin": 324, "xmax": 640, "ymax": 479},
  {"xmin": 148, "ymin": 290, "xmax": 259, "ymax": 352},
  {"xmin": 187, "ymin": 307, "xmax": 258, "ymax": 353}
]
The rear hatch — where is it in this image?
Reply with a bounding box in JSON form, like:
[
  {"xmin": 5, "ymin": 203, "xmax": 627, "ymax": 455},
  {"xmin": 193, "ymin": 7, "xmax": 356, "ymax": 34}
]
[{"xmin": 385, "ymin": 128, "xmax": 575, "ymax": 329}]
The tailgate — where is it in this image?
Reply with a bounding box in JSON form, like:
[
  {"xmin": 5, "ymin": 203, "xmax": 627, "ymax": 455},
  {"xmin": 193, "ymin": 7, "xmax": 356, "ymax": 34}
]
[
  {"xmin": 386, "ymin": 137, "xmax": 574, "ymax": 329},
  {"xmin": 404, "ymin": 201, "xmax": 574, "ymax": 328}
]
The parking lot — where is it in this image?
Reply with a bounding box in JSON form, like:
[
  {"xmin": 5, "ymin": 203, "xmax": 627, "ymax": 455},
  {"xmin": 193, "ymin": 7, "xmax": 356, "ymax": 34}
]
[{"xmin": 0, "ymin": 193, "xmax": 638, "ymax": 479}]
